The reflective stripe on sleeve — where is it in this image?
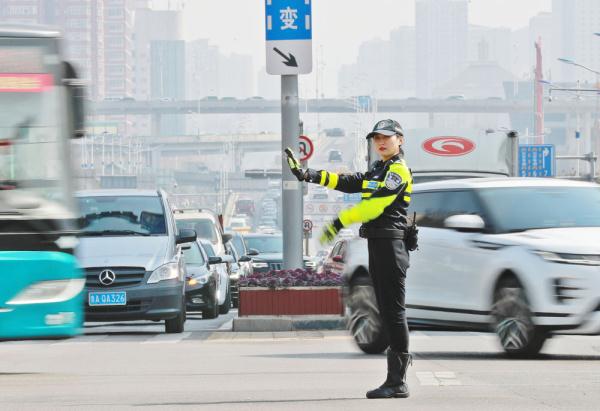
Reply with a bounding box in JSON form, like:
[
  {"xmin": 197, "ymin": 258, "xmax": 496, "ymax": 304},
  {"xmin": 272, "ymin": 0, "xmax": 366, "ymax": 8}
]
[{"xmin": 327, "ymin": 172, "xmax": 339, "ymax": 189}]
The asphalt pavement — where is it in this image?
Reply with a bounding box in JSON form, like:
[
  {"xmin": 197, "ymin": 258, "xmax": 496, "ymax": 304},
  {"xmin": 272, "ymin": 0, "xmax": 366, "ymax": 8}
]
[{"xmin": 1, "ymin": 310, "xmax": 600, "ymax": 410}]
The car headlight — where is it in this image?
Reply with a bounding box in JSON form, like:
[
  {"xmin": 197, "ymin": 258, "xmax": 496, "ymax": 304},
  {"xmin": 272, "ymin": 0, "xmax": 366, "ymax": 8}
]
[
  {"xmin": 533, "ymin": 250, "xmax": 600, "ymax": 266},
  {"xmin": 148, "ymin": 262, "xmax": 180, "ymax": 284},
  {"xmin": 7, "ymin": 279, "xmax": 85, "ymax": 305},
  {"xmin": 189, "ymin": 273, "xmax": 210, "ymax": 286},
  {"xmin": 252, "ymin": 262, "xmax": 269, "ymax": 268}
]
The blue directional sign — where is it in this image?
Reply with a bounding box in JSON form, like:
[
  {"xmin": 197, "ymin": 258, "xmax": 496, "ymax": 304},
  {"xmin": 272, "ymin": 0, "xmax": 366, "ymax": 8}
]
[
  {"xmin": 265, "ymin": 0, "xmax": 312, "ymax": 75},
  {"xmin": 519, "ymin": 144, "xmax": 555, "ymax": 177},
  {"xmin": 343, "ymin": 193, "xmax": 361, "ymax": 203},
  {"xmin": 265, "ymin": 0, "xmax": 312, "ymax": 41}
]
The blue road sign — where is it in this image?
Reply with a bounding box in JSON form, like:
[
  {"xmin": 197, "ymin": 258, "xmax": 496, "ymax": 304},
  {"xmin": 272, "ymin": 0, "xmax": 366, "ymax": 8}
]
[
  {"xmin": 265, "ymin": 0, "xmax": 312, "ymax": 75},
  {"xmin": 265, "ymin": 0, "xmax": 312, "ymax": 41},
  {"xmin": 519, "ymin": 144, "xmax": 555, "ymax": 177},
  {"xmin": 343, "ymin": 193, "xmax": 361, "ymax": 203}
]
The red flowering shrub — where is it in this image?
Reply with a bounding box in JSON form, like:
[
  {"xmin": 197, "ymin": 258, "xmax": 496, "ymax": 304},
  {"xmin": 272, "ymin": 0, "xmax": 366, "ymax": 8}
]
[{"xmin": 238, "ymin": 268, "xmax": 343, "ymax": 289}]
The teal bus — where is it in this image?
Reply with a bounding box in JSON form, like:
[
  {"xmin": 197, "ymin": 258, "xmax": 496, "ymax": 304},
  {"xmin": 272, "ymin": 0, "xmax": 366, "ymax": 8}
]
[{"xmin": 0, "ymin": 26, "xmax": 86, "ymax": 339}]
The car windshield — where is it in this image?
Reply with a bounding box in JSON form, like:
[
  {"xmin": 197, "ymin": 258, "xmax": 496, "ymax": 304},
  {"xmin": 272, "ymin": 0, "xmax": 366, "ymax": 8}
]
[
  {"xmin": 479, "ymin": 187, "xmax": 600, "ymax": 233},
  {"xmin": 183, "ymin": 243, "xmax": 205, "ymax": 265},
  {"xmin": 78, "ymin": 195, "xmax": 166, "ymax": 235},
  {"xmin": 245, "ymin": 236, "xmax": 283, "ymax": 253},
  {"xmin": 230, "ymin": 235, "xmax": 246, "ymax": 256},
  {"xmin": 201, "ymin": 242, "xmax": 216, "ymax": 257},
  {"xmin": 176, "ymin": 218, "xmax": 217, "ymax": 242}
]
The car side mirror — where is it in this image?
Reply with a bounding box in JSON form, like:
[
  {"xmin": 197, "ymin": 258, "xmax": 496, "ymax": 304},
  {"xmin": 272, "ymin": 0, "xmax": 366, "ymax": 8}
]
[
  {"xmin": 444, "ymin": 214, "xmax": 485, "ymax": 232},
  {"xmin": 238, "ymin": 255, "xmax": 251, "ymax": 262},
  {"xmin": 222, "ymin": 233, "xmax": 233, "ymax": 243},
  {"xmin": 208, "ymin": 256, "xmax": 222, "ymax": 265},
  {"xmin": 332, "ymin": 255, "xmax": 344, "ymax": 263},
  {"xmin": 220, "ymin": 254, "xmax": 234, "ymax": 264},
  {"xmin": 176, "ymin": 228, "xmax": 197, "ymax": 245},
  {"xmin": 247, "ymin": 248, "xmax": 260, "ymax": 256}
]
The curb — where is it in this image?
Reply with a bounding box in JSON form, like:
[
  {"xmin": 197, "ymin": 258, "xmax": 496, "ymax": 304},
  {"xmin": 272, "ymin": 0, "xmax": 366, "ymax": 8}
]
[{"xmin": 232, "ymin": 315, "xmax": 346, "ymax": 332}]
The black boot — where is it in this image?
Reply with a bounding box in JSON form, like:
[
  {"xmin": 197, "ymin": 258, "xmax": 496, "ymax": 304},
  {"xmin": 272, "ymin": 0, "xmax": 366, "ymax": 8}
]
[{"xmin": 366, "ymin": 350, "xmax": 412, "ymax": 399}]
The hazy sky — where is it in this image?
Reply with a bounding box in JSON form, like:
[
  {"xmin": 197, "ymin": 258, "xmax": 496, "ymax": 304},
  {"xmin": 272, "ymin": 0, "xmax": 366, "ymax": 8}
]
[{"xmin": 183, "ymin": 0, "xmax": 551, "ymax": 95}]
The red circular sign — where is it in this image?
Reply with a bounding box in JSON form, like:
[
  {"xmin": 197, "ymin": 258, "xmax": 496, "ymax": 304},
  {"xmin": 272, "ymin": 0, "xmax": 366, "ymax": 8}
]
[
  {"xmin": 422, "ymin": 137, "xmax": 475, "ymax": 157},
  {"xmin": 298, "ymin": 135, "xmax": 314, "ymax": 161}
]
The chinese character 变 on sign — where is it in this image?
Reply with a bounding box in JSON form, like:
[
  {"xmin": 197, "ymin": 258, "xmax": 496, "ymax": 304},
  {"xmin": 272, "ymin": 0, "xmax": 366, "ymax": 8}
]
[{"xmin": 280, "ymin": 6, "xmax": 298, "ymax": 30}]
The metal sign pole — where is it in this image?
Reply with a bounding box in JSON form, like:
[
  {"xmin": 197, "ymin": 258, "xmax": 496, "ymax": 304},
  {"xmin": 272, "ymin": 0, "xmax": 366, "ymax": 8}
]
[
  {"xmin": 265, "ymin": 0, "xmax": 313, "ymax": 269},
  {"xmin": 282, "ymin": 74, "xmax": 303, "ymax": 269}
]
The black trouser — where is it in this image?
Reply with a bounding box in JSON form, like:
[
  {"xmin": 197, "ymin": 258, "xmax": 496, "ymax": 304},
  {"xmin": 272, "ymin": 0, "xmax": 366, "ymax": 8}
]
[{"xmin": 367, "ymin": 237, "xmax": 410, "ymax": 353}]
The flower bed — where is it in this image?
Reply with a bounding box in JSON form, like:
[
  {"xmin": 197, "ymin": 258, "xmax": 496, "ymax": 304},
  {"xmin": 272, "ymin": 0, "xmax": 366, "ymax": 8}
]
[{"xmin": 238, "ymin": 269, "xmax": 344, "ymax": 316}]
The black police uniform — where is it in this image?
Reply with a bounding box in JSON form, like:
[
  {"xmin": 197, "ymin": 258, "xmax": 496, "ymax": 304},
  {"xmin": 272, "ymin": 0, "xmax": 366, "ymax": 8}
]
[
  {"xmin": 309, "ymin": 152, "xmax": 412, "ymax": 346},
  {"xmin": 305, "ymin": 151, "xmax": 413, "ymax": 398},
  {"xmin": 286, "ymin": 119, "xmax": 414, "ymax": 399}
]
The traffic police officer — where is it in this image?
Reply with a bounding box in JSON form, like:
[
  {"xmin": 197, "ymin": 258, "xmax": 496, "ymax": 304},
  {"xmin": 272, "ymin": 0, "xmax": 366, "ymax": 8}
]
[{"xmin": 285, "ymin": 119, "xmax": 413, "ymax": 399}]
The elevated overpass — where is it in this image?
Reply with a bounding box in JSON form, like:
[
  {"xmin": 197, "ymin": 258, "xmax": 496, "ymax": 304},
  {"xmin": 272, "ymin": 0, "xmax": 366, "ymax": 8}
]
[{"xmin": 91, "ymin": 98, "xmax": 594, "ymax": 116}]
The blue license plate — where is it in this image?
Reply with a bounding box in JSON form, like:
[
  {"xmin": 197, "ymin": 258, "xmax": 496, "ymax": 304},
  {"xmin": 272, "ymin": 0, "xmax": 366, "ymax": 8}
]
[{"xmin": 89, "ymin": 291, "xmax": 126, "ymax": 306}]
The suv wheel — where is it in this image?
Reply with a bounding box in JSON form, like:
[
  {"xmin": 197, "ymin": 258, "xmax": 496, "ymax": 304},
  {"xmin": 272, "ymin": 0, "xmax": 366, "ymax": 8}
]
[
  {"xmin": 347, "ymin": 275, "xmax": 388, "ymax": 354},
  {"xmin": 165, "ymin": 299, "xmax": 185, "ymax": 333},
  {"xmin": 492, "ymin": 277, "xmax": 547, "ymax": 357},
  {"xmin": 219, "ymin": 285, "xmax": 231, "ymax": 314}
]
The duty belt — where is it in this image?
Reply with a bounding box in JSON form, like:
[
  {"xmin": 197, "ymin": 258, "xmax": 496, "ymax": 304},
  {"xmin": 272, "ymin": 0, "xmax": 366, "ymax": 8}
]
[{"xmin": 359, "ymin": 226, "xmax": 405, "ymax": 239}]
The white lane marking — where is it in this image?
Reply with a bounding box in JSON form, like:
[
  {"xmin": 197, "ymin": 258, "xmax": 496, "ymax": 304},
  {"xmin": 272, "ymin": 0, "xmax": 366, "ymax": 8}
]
[
  {"xmin": 416, "ymin": 371, "xmax": 462, "ymax": 386},
  {"xmin": 141, "ymin": 332, "xmax": 191, "ymax": 344},
  {"xmin": 411, "ymin": 331, "xmax": 432, "ymax": 339},
  {"xmin": 218, "ymin": 319, "xmax": 233, "ymax": 331},
  {"xmin": 51, "ymin": 334, "xmax": 109, "ymax": 345}
]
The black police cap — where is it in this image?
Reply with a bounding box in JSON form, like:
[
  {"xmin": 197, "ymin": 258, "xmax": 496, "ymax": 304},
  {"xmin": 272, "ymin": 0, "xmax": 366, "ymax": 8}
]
[{"xmin": 366, "ymin": 119, "xmax": 404, "ymax": 139}]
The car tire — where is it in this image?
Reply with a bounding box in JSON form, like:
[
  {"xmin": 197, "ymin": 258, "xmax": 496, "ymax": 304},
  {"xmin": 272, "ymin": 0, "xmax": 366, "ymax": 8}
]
[
  {"xmin": 202, "ymin": 290, "xmax": 219, "ymax": 319},
  {"xmin": 165, "ymin": 298, "xmax": 185, "ymax": 334},
  {"xmin": 219, "ymin": 284, "xmax": 231, "ymax": 314},
  {"xmin": 492, "ymin": 277, "xmax": 547, "ymax": 358},
  {"xmin": 346, "ymin": 273, "xmax": 388, "ymax": 354}
]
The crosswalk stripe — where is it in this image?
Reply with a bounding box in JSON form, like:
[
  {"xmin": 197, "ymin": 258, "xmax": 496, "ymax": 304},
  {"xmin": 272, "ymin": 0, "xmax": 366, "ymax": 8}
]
[
  {"xmin": 51, "ymin": 334, "xmax": 109, "ymax": 345},
  {"xmin": 416, "ymin": 371, "xmax": 462, "ymax": 386},
  {"xmin": 141, "ymin": 332, "xmax": 192, "ymax": 344}
]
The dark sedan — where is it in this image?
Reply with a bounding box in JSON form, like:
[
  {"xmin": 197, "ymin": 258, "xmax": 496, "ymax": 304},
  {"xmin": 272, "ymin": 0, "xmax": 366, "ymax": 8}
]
[
  {"xmin": 243, "ymin": 233, "xmax": 316, "ymax": 272},
  {"xmin": 182, "ymin": 240, "xmax": 224, "ymax": 319}
]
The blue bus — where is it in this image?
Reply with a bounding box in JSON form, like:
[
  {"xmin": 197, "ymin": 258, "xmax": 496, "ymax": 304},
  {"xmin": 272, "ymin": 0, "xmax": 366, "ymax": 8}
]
[{"xmin": 0, "ymin": 25, "xmax": 86, "ymax": 339}]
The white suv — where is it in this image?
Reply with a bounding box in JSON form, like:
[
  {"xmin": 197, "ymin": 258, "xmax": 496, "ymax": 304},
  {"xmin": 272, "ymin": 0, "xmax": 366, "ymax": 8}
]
[
  {"xmin": 173, "ymin": 209, "xmax": 231, "ymax": 255},
  {"xmin": 344, "ymin": 178, "xmax": 600, "ymax": 357}
]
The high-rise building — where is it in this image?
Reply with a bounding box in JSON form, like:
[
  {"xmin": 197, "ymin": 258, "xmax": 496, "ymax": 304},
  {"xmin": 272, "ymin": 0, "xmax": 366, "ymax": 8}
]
[
  {"xmin": 103, "ymin": 0, "xmax": 134, "ymax": 99},
  {"xmin": 468, "ymin": 26, "xmax": 512, "ymax": 72},
  {"xmin": 415, "ymin": 0, "xmax": 468, "ymax": 97},
  {"xmin": 337, "ymin": 27, "xmax": 416, "ymax": 98},
  {"xmin": 186, "ymin": 39, "xmax": 220, "ymax": 99},
  {"xmin": 133, "ymin": 5, "xmax": 183, "ymax": 135},
  {"xmin": 151, "ymin": 40, "xmax": 185, "ymax": 135},
  {"xmin": 552, "ymin": 0, "xmax": 600, "ymax": 83},
  {"xmin": 0, "ymin": 0, "xmax": 106, "ymax": 100},
  {"xmin": 257, "ymin": 66, "xmax": 279, "ymax": 99},
  {"xmin": 133, "ymin": 7, "xmax": 183, "ymax": 100},
  {"xmin": 389, "ymin": 26, "xmax": 416, "ymax": 97},
  {"xmin": 0, "ymin": 0, "xmax": 44, "ymax": 24},
  {"xmin": 219, "ymin": 53, "xmax": 254, "ymax": 98}
]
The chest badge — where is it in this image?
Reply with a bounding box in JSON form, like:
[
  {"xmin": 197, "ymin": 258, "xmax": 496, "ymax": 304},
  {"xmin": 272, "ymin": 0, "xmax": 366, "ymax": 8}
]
[{"xmin": 384, "ymin": 172, "xmax": 403, "ymax": 190}]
